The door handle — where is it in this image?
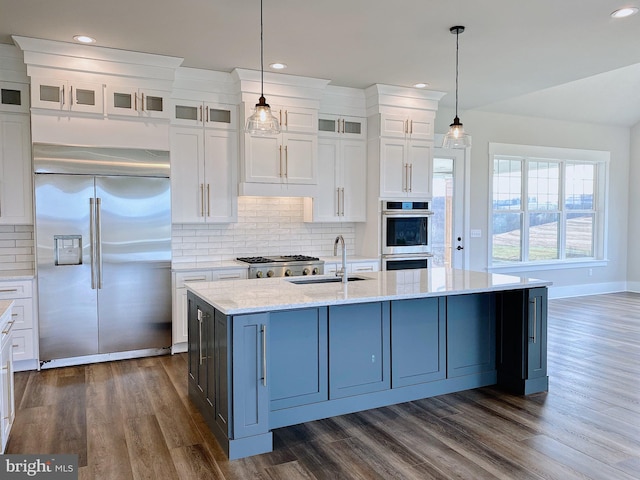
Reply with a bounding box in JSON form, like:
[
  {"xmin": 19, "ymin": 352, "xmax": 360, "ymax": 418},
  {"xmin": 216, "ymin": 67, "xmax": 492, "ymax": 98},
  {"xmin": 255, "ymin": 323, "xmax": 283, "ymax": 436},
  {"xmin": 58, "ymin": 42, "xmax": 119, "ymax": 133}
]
[
  {"xmin": 89, "ymin": 198, "xmax": 96, "ymax": 289},
  {"xmin": 456, "ymin": 246, "xmax": 464, "ymax": 251},
  {"xmin": 96, "ymin": 197, "xmax": 103, "ymax": 289}
]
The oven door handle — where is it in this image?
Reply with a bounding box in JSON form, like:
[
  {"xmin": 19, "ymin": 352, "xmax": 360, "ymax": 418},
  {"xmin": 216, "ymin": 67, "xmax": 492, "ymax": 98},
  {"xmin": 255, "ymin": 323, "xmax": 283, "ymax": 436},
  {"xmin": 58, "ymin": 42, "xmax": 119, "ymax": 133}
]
[{"xmin": 383, "ymin": 210, "xmax": 434, "ymax": 217}]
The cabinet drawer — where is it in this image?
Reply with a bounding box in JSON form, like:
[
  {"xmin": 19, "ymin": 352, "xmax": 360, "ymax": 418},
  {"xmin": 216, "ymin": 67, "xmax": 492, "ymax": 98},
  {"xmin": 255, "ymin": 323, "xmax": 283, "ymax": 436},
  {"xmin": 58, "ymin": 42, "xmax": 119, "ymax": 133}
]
[
  {"xmin": 175, "ymin": 272, "xmax": 212, "ymax": 288},
  {"xmin": 349, "ymin": 262, "xmax": 379, "ymax": 273},
  {"xmin": 11, "ymin": 328, "xmax": 35, "ymax": 362},
  {"xmin": 0, "ymin": 281, "xmax": 32, "ymax": 299},
  {"xmin": 7, "ymin": 298, "xmax": 33, "ymax": 330},
  {"xmin": 211, "ymin": 269, "xmax": 248, "ymax": 281}
]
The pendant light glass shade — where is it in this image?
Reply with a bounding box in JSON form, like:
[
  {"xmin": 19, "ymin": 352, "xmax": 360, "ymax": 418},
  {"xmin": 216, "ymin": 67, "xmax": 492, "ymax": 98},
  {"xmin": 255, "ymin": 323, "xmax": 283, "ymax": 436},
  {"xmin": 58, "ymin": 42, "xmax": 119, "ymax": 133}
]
[
  {"xmin": 442, "ymin": 26, "xmax": 471, "ymax": 149},
  {"xmin": 246, "ymin": 0, "xmax": 281, "ymax": 135},
  {"xmin": 246, "ymin": 96, "xmax": 280, "ymax": 135}
]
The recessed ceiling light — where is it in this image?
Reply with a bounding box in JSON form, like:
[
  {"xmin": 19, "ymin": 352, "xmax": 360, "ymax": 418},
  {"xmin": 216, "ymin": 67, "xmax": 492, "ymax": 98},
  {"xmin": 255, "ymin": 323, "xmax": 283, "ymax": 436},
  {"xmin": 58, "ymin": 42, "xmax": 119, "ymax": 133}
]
[
  {"xmin": 269, "ymin": 63, "xmax": 287, "ymax": 70},
  {"xmin": 73, "ymin": 35, "xmax": 96, "ymax": 44},
  {"xmin": 413, "ymin": 83, "xmax": 429, "ymax": 89},
  {"xmin": 611, "ymin": 7, "xmax": 639, "ymax": 18}
]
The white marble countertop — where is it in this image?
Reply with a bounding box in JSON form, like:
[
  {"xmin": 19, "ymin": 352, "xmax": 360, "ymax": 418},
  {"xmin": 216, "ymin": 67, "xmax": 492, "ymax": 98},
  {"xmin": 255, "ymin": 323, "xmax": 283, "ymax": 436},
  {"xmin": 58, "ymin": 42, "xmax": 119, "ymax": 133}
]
[
  {"xmin": 186, "ymin": 268, "xmax": 552, "ymax": 315},
  {"xmin": 0, "ymin": 300, "xmax": 14, "ymax": 331},
  {"xmin": 320, "ymin": 255, "xmax": 380, "ymax": 264}
]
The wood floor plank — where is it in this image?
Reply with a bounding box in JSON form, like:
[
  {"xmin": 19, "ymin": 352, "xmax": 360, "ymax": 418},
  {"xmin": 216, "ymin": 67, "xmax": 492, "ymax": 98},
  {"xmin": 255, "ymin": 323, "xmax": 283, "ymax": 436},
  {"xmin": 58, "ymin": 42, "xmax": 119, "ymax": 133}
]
[
  {"xmin": 169, "ymin": 444, "xmax": 226, "ymax": 480},
  {"xmin": 124, "ymin": 414, "xmax": 180, "ymax": 480}
]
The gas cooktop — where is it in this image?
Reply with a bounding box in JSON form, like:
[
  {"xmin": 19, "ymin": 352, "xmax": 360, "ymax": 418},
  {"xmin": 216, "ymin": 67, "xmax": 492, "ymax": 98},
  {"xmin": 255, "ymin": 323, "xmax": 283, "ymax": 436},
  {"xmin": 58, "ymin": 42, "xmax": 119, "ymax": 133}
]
[{"xmin": 236, "ymin": 255, "xmax": 324, "ymax": 278}]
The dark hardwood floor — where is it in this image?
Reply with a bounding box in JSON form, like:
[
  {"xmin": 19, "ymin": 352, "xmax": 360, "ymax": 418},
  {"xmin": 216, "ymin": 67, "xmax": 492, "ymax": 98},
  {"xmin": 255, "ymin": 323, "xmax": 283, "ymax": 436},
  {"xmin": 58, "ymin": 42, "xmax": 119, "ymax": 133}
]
[{"xmin": 7, "ymin": 292, "xmax": 640, "ymax": 479}]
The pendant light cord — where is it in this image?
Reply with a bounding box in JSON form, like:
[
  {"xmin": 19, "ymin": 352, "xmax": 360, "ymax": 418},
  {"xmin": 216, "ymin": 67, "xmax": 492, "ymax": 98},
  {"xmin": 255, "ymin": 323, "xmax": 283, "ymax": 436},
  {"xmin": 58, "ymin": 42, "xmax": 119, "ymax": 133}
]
[
  {"xmin": 260, "ymin": 0, "xmax": 264, "ymax": 99},
  {"xmin": 455, "ymin": 28, "xmax": 459, "ymax": 119}
]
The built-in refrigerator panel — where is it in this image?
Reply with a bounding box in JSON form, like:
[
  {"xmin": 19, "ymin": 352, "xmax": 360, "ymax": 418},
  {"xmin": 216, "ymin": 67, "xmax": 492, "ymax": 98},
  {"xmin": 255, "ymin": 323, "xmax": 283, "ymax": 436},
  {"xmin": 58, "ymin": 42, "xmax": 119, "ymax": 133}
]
[
  {"xmin": 95, "ymin": 176, "xmax": 171, "ymax": 353},
  {"xmin": 35, "ymin": 174, "xmax": 99, "ymax": 360},
  {"xmin": 34, "ymin": 143, "xmax": 172, "ymax": 364}
]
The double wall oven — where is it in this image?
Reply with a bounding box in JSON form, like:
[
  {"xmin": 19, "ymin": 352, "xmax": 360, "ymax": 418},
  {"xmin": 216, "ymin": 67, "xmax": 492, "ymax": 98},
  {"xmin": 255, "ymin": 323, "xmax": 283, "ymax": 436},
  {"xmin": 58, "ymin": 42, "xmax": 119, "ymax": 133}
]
[{"xmin": 381, "ymin": 201, "xmax": 433, "ymax": 270}]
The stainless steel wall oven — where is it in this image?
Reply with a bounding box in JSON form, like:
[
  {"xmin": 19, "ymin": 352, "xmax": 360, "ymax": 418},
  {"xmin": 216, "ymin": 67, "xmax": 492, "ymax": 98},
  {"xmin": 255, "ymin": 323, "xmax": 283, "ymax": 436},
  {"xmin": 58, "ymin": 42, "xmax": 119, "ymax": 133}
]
[{"xmin": 382, "ymin": 201, "xmax": 434, "ymax": 270}]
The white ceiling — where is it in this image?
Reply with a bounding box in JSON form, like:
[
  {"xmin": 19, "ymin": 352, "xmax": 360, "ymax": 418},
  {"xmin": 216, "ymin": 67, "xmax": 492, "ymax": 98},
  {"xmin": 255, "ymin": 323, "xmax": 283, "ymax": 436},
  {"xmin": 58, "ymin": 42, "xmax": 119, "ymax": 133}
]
[{"xmin": 1, "ymin": 0, "xmax": 639, "ymax": 127}]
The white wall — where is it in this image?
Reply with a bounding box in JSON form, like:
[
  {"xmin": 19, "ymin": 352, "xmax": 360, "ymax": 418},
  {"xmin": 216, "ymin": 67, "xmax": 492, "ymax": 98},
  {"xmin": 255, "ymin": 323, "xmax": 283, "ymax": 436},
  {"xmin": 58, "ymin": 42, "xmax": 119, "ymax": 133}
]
[
  {"xmin": 628, "ymin": 122, "xmax": 640, "ymax": 291},
  {"xmin": 435, "ymin": 107, "xmax": 630, "ymax": 297}
]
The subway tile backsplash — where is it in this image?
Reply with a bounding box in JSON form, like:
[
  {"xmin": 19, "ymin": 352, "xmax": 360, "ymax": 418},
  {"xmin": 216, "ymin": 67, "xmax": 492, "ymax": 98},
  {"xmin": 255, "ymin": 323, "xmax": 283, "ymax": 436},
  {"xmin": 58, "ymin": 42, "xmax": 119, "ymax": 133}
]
[
  {"xmin": 0, "ymin": 225, "xmax": 35, "ymax": 272},
  {"xmin": 172, "ymin": 196, "xmax": 356, "ymax": 263}
]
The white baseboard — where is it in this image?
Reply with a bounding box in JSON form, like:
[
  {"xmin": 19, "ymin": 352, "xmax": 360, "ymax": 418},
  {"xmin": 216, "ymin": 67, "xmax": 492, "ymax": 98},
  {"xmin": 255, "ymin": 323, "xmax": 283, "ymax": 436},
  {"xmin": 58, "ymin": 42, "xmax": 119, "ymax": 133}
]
[{"xmin": 549, "ymin": 281, "xmax": 628, "ymax": 299}]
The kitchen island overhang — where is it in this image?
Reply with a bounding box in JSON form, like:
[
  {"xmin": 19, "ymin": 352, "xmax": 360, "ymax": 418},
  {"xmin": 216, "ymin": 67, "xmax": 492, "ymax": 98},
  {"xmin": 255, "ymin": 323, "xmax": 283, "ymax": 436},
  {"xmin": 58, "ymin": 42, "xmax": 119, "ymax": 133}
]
[{"xmin": 185, "ymin": 268, "xmax": 551, "ymax": 460}]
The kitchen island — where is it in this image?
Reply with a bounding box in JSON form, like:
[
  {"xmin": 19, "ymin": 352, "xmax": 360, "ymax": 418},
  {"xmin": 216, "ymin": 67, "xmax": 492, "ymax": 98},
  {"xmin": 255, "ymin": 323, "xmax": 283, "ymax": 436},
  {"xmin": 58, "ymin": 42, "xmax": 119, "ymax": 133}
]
[{"xmin": 186, "ymin": 268, "xmax": 551, "ymax": 459}]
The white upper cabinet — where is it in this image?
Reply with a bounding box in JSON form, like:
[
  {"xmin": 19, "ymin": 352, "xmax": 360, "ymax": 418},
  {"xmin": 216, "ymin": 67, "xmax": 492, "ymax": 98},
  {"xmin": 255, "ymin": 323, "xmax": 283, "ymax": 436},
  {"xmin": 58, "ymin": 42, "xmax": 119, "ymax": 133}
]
[
  {"xmin": 170, "ymin": 125, "xmax": 237, "ymax": 224},
  {"xmin": 304, "ymin": 137, "xmax": 366, "ymax": 222},
  {"xmin": 31, "ymin": 78, "xmax": 103, "ymax": 114},
  {"xmin": 271, "ymin": 104, "xmax": 317, "ymax": 133},
  {"xmin": 171, "ymin": 100, "xmax": 236, "ymax": 129},
  {"xmin": 0, "ymin": 113, "xmax": 32, "ymax": 224},
  {"xmin": 318, "ymin": 114, "xmax": 365, "ymax": 139},
  {"xmin": 380, "ymin": 112, "xmax": 433, "ymax": 140},
  {"xmin": 106, "ymin": 86, "xmax": 170, "ymax": 119},
  {"xmin": 0, "ymin": 82, "xmax": 29, "ymax": 114},
  {"xmin": 380, "ymin": 137, "xmax": 433, "ymax": 198}
]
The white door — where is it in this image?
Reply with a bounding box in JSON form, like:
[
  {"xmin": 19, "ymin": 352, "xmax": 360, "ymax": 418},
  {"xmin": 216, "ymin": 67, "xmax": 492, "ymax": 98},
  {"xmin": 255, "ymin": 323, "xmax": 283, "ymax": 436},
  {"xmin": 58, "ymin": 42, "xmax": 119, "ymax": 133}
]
[{"xmin": 432, "ymin": 147, "xmax": 467, "ymax": 268}]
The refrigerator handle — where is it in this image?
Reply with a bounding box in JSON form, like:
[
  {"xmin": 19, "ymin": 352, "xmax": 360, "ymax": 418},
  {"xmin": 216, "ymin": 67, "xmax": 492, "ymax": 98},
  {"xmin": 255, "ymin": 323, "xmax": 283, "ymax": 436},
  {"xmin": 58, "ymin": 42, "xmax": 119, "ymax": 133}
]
[
  {"xmin": 89, "ymin": 198, "xmax": 97, "ymax": 289},
  {"xmin": 96, "ymin": 197, "xmax": 103, "ymax": 289}
]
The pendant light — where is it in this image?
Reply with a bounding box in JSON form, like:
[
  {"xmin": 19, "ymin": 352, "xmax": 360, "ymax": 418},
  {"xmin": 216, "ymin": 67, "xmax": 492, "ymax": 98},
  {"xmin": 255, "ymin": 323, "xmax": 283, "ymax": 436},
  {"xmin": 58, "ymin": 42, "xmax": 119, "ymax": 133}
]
[
  {"xmin": 442, "ymin": 25, "xmax": 471, "ymax": 148},
  {"xmin": 246, "ymin": 0, "xmax": 281, "ymax": 135}
]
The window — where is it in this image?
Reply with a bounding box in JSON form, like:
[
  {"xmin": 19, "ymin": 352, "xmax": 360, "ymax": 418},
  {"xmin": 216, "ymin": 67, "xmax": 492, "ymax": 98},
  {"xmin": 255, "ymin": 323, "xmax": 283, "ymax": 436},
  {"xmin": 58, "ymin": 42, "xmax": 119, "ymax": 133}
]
[{"xmin": 489, "ymin": 143, "xmax": 608, "ymax": 266}]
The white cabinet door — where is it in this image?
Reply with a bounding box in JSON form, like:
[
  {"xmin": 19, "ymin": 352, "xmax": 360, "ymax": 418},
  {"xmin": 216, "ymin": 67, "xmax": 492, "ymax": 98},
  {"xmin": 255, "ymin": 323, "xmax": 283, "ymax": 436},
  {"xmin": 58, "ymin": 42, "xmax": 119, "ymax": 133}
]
[
  {"xmin": 0, "ymin": 82, "xmax": 29, "ymax": 114},
  {"xmin": 171, "ymin": 128, "xmax": 206, "ymax": 223},
  {"xmin": 282, "ymin": 133, "xmax": 316, "ymax": 184},
  {"xmin": 380, "ymin": 113, "xmax": 409, "ymax": 138},
  {"xmin": 205, "ymin": 103, "xmax": 236, "ymax": 130},
  {"xmin": 380, "ymin": 138, "xmax": 407, "ymax": 198},
  {"xmin": 0, "ymin": 114, "xmax": 32, "ymax": 224},
  {"xmin": 407, "ymin": 140, "xmax": 433, "ymax": 198},
  {"xmin": 204, "ymin": 129, "xmax": 237, "ymax": 222},
  {"xmin": 244, "ymin": 134, "xmax": 282, "ymax": 183},
  {"xmin": 173, "ymin": 271, "xmax": 212, "ymax": 346},
  {"xmin": 31, "ymin": 78, "xmax": 103, "ymax": 113},
  {"xmin": 1, "ymin": 327, "xmax": 15, "ymax": 453},
  {"xmin": 312, "ymin": 140, "xmax": 340, "ymax": 222},
  {"xmin": 341, "ymin": 139, "xmax": 366, "ymax": 222},
  {"xmin": 318, "ymin": 114, "xmax": 365, "ymax": 139},
  {"xmin": 407, "ymin": 115, "xmax": 434, "ymax": 140}
]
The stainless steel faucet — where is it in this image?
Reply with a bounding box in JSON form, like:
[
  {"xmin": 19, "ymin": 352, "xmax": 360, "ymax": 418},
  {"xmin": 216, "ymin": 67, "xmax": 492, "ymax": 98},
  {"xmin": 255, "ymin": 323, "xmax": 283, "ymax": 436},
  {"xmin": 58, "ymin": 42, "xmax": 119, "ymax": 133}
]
[{"xmin": 333, "ymin": 235, "xmax": 348, "ymax": 284}]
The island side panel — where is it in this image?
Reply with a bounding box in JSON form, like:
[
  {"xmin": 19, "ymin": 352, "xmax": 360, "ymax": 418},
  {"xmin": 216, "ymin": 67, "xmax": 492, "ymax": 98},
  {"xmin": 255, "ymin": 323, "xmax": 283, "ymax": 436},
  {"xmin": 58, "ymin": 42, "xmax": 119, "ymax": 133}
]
[{"xmin": 496, "ymin": 287, "xmax": 549, "ymax": 395}]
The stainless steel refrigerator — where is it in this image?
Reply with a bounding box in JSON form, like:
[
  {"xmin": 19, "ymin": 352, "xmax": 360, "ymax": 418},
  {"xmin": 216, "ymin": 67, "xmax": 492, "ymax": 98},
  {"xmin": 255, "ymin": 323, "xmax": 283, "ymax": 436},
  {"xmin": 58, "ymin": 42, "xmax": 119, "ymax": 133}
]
[{"xmin": 34, "ymin": 144, "xmax": 172, "ymax": 363}]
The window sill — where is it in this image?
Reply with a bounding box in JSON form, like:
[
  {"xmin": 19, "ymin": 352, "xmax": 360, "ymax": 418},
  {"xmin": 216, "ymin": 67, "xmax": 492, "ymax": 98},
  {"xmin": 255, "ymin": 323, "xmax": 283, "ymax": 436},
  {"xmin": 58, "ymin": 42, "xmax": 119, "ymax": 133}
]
[{"xmin": 488, "ymin": 259, "xmax": 608, "ymax": 274}]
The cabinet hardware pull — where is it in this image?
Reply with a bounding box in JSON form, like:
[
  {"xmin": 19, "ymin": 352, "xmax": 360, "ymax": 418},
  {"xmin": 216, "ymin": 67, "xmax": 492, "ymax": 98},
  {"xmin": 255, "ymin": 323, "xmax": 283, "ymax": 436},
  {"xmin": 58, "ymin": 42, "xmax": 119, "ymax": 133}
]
[
  {"xmin": 285, "ymin": 110, "xmax": 288, "ymax": 127},
  {"xmin": 279, "ymin": 110, "xmax": 282, "ymax": 125},
  {"xmin": 410, "ymin": 119, "xmax": 413, "ymax": 134},
  {"xmin": 200, "ymin": 184, "xmax": 205, "ymax": 216},
  {"xmin": 409, "ymin": 164, "xmax": 413, "ymax": 192},
  {"xmin": 206, "ymin": 184, "xmax": 211, "ymax": 217},
  {"xmin": 198, "ymin": 309, "xmax": 204, "ymax": 365},
  {"xmin": 206, "ymin": 106, "xmax": 209, "ymax": 123},
  {"xmin": 0, "ymin": 289, "xmax": 18, "ymax": 293},
  {"xmin": 336, "ymin": 188, "xmax": 340, "ymax": 216},
  {"xmin": 70, "ymin": 85, "xmax": 74, "ymax": 106},
  {"xmin": 199, "ymin": 105, "xmax": 203, "ymax": 122},
  {"xmin": 134, "ymin": 93, "xmax": 137, "ymax": 112},
  {"xmin": 217, "ymin": 274, "xmax": 241, "ymax": 280},
  {"xmin": 1, "ymin": 320, "xmax": 14, "ymax": 335},
  {"xmin": 530, "ymin": 298, "xmax": 537, "ymax": 343},
  {"xmin": 61, "ymin": 85, "xmax": 65, "ymax": 107},
  {"xmin": 261, "ymin": 324, "xmax": 267, "ymax": 387},
  {"xmin": 278, "ymin": 145, "xmax": 283, "ymax": 177},
  {"xmin": 341, "ymin": 187, "xmax": 345, "ymax": 216},
  {"xmin": 141, "ymin": 92, "xmax": 145, "ymax": 112},
  {"xmin": 284, "ymin": 145, "xmax": 288, "ymax": 177}
]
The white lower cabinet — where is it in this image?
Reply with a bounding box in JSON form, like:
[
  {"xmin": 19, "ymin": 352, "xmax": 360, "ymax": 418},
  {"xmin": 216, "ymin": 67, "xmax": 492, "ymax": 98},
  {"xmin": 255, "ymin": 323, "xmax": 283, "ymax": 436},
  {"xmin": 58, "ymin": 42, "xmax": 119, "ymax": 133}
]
[
  {"xmin": 1, "ymin": 304, "xmax": 15, "ymax": 453},
  {"xmin": 324, "ymin": 260, "xmax": 380, "ymax": 276},
  {"xmin": 304, "ymin": 137, "xmax": 366, "ymax": 222},
  {"xmin": 0, "ymin": 280, "xmax": 37, "ymax": 370},
  {"xmin": 172, "ymin": 268, "xmax": 248, "ymax": 350}
]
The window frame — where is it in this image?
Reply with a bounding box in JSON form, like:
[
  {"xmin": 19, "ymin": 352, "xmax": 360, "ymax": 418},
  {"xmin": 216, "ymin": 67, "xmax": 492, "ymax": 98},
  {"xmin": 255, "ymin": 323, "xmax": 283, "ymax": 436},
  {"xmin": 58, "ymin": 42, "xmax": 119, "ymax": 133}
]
[{"xmin": 488, "ymin": 143, "xmax": 609, "ymax": 271}]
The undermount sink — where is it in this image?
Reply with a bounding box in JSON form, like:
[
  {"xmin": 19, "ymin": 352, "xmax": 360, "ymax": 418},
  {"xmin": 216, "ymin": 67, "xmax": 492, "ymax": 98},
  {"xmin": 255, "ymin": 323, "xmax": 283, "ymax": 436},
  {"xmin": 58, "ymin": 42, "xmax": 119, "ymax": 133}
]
[{"xmin": 287, "ymin": 276, "xmax": 368, "ymax": 285}]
